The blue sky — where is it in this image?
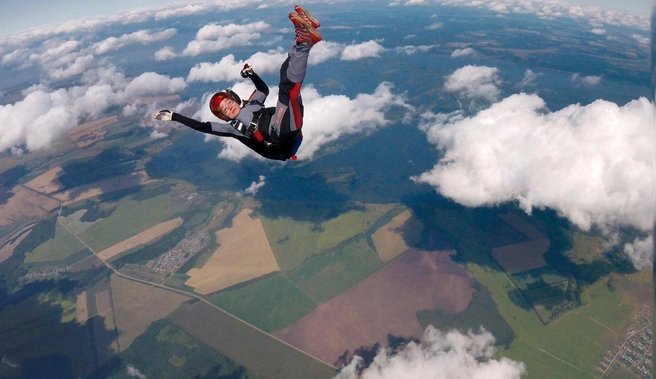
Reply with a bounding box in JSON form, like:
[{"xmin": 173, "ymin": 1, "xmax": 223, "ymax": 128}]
[{"xmin": 0, "ymin": 0, "xmax": 651, "ymax": 38}]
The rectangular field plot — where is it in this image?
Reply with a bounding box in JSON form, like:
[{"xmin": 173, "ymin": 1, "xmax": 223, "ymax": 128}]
[
  {"xmin": 25, "ymin": 222, "xmax": 88, "ymax": 263},
  {"xmin": 286, "ymin": 239, "xmax": 384, "ymax": 303},
  {"xmin": 208, "ymin": 273, "xmax": 317, "ymax": 333},
  {"xmin": 79, "ymin": 194, "xmax": 182, "ymax": 252},
  {"xmin": 261, "ymin": 203, "xmax": 395, "ymax": 271},
  {"xmin": 167, "ymin": 301, "xmax": 337, "ymax": 379},
  {"xmin": 510, "ymin": 266, "xmax": 568, "ymax": 291}
]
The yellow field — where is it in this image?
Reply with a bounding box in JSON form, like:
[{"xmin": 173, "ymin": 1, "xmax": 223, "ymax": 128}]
[
  {"xmin": 110, "ymin": 274, "xmax": 189, "ymax": 351},
  {"xmin": 75, "ymin": 290, "xmax": 89, "ymax": 324},
  {"xmin": 67, "ymin": 115, "xmax": 118, "ymax": 148},
  {"xmin": 0, "ymin": 185, "xmax": 60, "ymax": 226},
  {"xmin": 52, "ymin": 171, "xmax": 155, "ymax": 205},
  {"xmin": 372, "ymin": 210, "xmax": 412, "ymax": 262},
  {"xmin": 96, "ymin": 217, "xmax": 183, "ymax": 261},
  {"xmin": 186, "ymin": 209, "xmax": 280, "ymax": 295},
  {"xmin": 0, "ymin": 226, "xmax": 33, "ymax": 263},
  {"xmin": 24, "ymin": 166, "xmax": 65, "ymax": 194}
]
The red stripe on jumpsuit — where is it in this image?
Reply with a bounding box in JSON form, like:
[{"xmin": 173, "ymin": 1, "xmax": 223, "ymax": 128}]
[{"xmin": 289, "ymin": 83, "xmax": 303, "ymax": 130}]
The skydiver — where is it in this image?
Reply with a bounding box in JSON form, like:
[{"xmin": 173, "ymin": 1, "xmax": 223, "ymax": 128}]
[{"xmin": 153, "ymin": 5, "xmax": 322, "ymax": 161}]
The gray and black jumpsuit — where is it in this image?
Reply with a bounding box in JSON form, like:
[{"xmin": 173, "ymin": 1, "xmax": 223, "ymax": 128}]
[{"xmin": 172, "ymin": 43, "xmax": 310, "ymax": 161}]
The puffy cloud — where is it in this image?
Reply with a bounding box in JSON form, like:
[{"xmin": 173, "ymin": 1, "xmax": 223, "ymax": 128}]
[
  {"xmin": 48, "ymin": 55, "xmax": 95, "ymax": 80},
  {"xmin": 239, "ymin": 175, "xmax": 267, "ymax": 196},
  {"xmin": 631, "ymin": 34, "xmax": 649, "ymax": 44},
  {"xmin": 590, "ymin": 28, "xmax": 606, "ymax": 35},
  {"xmin": 517, "ymin": 69, "xmax": 540, "ymax": 90},
  {"xmin": 335, "ymin": 326, "xmax": 525, "ymax": 379},
  {"xmin": 126, "ymin": 365, "xmax": 146, "ymax": 379},
  {"xmin": 300, "ymin": 82, "xmax": 413, "ymax": 158},
  {"xmin": 396, "ymin": 45, "xmax": 438, "ymax": 55},
  {"xmin": 92, "ymin": 28, "xmax": 177, "ymax": 55},
  {"xmin": 154, "ymin": 46, "xmax": 177, "ymax": 61},
  {"xmin": 156, "ymin": 21, "xmax": 270, "ymax": 60},
  {"xmin": 425, "ymin": 22, "xmax": 443, "ymax": 30},
  {"xmin": 308, "ymin": 41, "xmax": 344, "ymax": 64},
  {"xmin": 413, "ymin": 93, "xmax": 654, "ymax": 268},
  {"xmin": 444, "ymin": 65, "xmax": 501, "ymax": 105},
  {"xmin": 451, "ymin": 47, "xmax": 476, "ymax": 58},
  {"xmin": 0, "ymin": 66, "xmax": 185, "ymax": 153},
  {"xmin": 187, "ymin": 49, "xmax": 288, "ymax": 83},
  {"xmin": 341, "ymin": 40, "xmax": 385, "ymax": 60},
  {"xmin": 571, "ymin": 73, "xmax": 602, "ymax": 86},
  {"xmin": 124, "ymin": 72, "xmax": 186, "ymax": 98},
  {"xmin": 623, "ymin": 235, "xmax": 653, "ymax": 270}
]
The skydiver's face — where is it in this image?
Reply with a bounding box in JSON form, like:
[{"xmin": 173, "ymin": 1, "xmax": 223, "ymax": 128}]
[{"xmin": 219, "ymin": 98, "xmax": 240, "ymax": 119}]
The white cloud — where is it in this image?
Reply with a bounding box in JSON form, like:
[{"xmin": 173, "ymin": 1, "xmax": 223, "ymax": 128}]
[
  {"xmin": 0, "ymin": 66, "xmax": 185, "ymax": 153},
  {"xmin": 386, "ymin": 0, "xmax": 648, "ymax": 31},
  {"xmin": 590, "ymin": 28, "xmax": 606, "ymax": 35},
  {"xmin": 126, "ymin": 365, "xmax": 146, "ymax": 379},
  {"xmin": 631, "ymin": 33, "xmax": 649, "ymax": 44},
  {"xmin": 309, "ymin": 41, "xmax": 345, "ymax": 64},
  {"xmin": 187, "ymin": 49, "xmax": 288, "ymax": 83},
  {"xmin": 239, "ymin": 175, "xmax": 267, "ymax": 196},
  {"xmin": 48, "ymin": 55, "xmax": 95, "ymax": 80},
  {"xmin": 335, "ymin": 326, "xmax": 525, "ymax": 379},
  {"xmin": 571, "ymin": 73, "xmax": 602, "ymax": 86},
  {"xmin": 154, "ymin": 46, "xmax": 177, "ymax": 61},
  {"xmin": 451, "ymin": 48, "xmax": 476, "ymax": 58},
  {"xmin": 425, "ymin": 22, "xmax": 443, "ymax": 30},
  {"xmin": 124, "ymin": 72, "xmax": 186, "ymax": 98},
  {"xmin": 444, "ymin": 65, "xmax": 501, "ymax": 105},
  {"xmin": 341, "ymin": 40, "xmax": 385, "ymax": 61},
  {"xmin": 623, "ymin": 235, "xmax": 653, "ymax": 270},
  {"xmin": 413, "ymin": 93, "xmax": 654, "ymax": 268},
  {"xmin": 93, "ymin": 28, "xmax": 177, "ymax": 55},
  {"xmin": 156, "ymin": 21, "xmax": 270, "ymax": 60},
  {"xmin": 518, "ymin": 69, "xmax": 540, "ymax": 90},
  {"xmin": 396, "ymin": 45, "xmax": 438, "ymax": 55}
]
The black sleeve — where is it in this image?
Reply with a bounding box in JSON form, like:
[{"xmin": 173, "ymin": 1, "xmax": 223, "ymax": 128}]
[
  {"xmin": 172, "ymin": 112, "xmax": 212, "ymax": 133},
  {"xmin": 249, "ymin": 73, "xmax": 269, "ymax": 96}
]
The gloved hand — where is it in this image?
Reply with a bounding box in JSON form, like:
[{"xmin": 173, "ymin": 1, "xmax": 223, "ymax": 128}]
[
  {"xmin": 240, "ymin": 63, "xmax": 254, "ymax": 78},
  {"xmin": 153, "ymin": 110, "xmax": 173, "ymax": 121}
]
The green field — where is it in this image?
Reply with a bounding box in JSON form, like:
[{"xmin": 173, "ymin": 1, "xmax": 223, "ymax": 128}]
[
  {"xmin": 0, "ymin": 285, "xmax": 100, "ymax": 377},
  {"xmin": 417, "ymin": 280, "xmax": 516, "ymax": 347},
  {"xmin": 167, "ymin": 301, "xmax": 337, "ymax": 379},
  {"xmin": 25, "ymin": 222, "xmax": 88, "ymax": 263},
  {"xmin": 456, "ymin": 239, "xmax": 636, "ymax": 378},
  {"xmin": 286, "ymin": 239, "xmax": 384, "ymax": 303},
  {"xmin": 208, "ymin": 273, "xmax": 318, "ymax": 333},
  {"xmin": 510, "ymin": 266, "xmax": 568, "ymax": 291},
  {"xmin": 260, "ymin": 203, "xmax": 395, "ymax": 271},
  {"xmin": 79, "ymin": 194, "xmax": 182, "ymax": 252},
  {"xmin": 108, "ymin": 318, "xmax": 255, "ymax": 379}
]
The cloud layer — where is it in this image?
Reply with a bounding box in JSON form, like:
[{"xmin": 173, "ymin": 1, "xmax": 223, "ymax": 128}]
[
  {"xmin": 335, "ymin": 326, "xmax": 526, "ymax": 379},
  {"xmin": 414, "ymin": 92, "xmax": 653, "ymax": 268}
]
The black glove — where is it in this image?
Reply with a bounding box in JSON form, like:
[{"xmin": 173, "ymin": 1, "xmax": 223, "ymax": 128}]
[{"xmin": 240, "ymin": 63, "xmax": 254, "ymax": 78}]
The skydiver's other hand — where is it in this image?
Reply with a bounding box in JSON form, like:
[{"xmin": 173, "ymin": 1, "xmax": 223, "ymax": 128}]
[
  {"xmin": 240, "ymin": 63, "xmax": 254, "ymax": 78},
  {"xmin": 154, "ymin": 110, "xmax": 173, "ymax": 121}
]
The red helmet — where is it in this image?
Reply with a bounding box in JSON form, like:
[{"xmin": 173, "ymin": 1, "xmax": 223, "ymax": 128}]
[{"xmin": 209, "ymin": 89, "xmax": 242, "ymax": 121}]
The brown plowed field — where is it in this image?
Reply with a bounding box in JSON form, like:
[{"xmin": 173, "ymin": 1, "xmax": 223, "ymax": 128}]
[
  {"xmin": 24, "ymin": 166, "xmax": 65, "ymax": 194},
  {"xmin": 0, "ymin": 185, "xmax": 59, "ymax": 226},
  {"xmin": 52, "ymin": 171, "xmax": 155, "ymax": 205},
  {"xmin": 273, "ymin": 249, "xmax": 473, "ymax": 365}
]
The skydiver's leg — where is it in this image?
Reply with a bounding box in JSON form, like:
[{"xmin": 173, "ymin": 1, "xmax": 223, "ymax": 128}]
[{"xmin": 272, "ymin": 42, "xmax": 310, "ymax": 139}]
